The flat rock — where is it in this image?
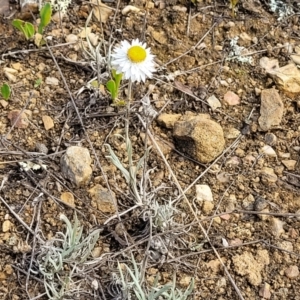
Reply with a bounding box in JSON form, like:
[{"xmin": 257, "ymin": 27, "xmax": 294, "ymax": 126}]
[
  {"xmin": 223, "ymin": 91, "xmax": 240, "ymax": 105},
  {"xmin": 42, "ymin": 115, "xmax": 54, "ymax": 130},
  {"xmin": 207, "ymin": 95, "xmax": 222, "ymax": 110},
  {"xmin": 282, "ymin": 160, "xmax": 297, "ymax": 171},
  {"xmin": 60, "ymin": 146, "xmax": 92, "ymax": 187},
  {"xmin": 8, "ymin": 110, "xmax": 29, "ymax": 129},
  {"xmin": 260, "ymin": 167, "xmax": 278, "ymax": 184},
  {"xmin": 173, "ymin": 114, "xmax": 225, "ymax": 163},
  {"xmin": 258, "ymin": 89, "xmax": 283, "ymax": 131},
  {"xmin": 269, "ymin": 63, "xmax": 300, "ymax": 94},
  {"xmin": 157, "ymin": 113, "xmax": 181, "ymax": 129},
  {"xmin": 89, "ymin": 184, "xmax": 116, "ymax": 213}
]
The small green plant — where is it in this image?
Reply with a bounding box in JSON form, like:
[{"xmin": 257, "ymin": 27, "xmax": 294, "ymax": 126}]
[
  {"xmin": 0, "ymin": 83, "xmax": 11, "ymax": 100},
  {"xmin": 34, "ymin": 78, "xmax": 42, "ymax": 88},
  {"xmin": 37, "ymin": 214, "xmax": 101, "ymax": 300},
  {"xmin": 106, "ymin": 69, "xmax": 123, "ymax": 103},
  {"xmin": 115, "ymin": 254, "xmax": 194, "ymax": 299},
  {"xmin": 11, "ymin": 19, "xmax": 35, "ymax": 40},
  {"xmin": 38, "ymin": 3, "xmax": 52, "ymax": 34},
  {"xmin": 12, "ymin": 3, "xmax": 52, "ymax": 41}
]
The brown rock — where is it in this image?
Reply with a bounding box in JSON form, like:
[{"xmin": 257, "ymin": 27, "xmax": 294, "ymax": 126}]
[
  {"xmin": 282, "ymin": 160, "xmax": 297, "ymax": 171},
  {"xmin": 258, "ymin": 89, "xmax": 283, "ymax": 131},
  {"xmin": 259, "ymin": 283, "xmax": 271, "ymax": 299},
  {"xmin": 60, "ymin": 146, "xmax": 92, "ymax": 187},
  {"xmin": 42, "ymin": 115, "xmax": 54, "ymax": 130},
  {"xmin": 2, "ymin": 220, "xmax": 12, "ymax": 232},
  {"xmin": 223, "ymin": 91, "xmax": 240, "ymax": 105},
  {"xmin": 284, "ymin": 265, "xmax": 299, "ymax": 279},
  {"xmin": 89, "ymin": 184, "xmax": 116, "ymax": 213},
  {"xmin": 260, "ymin": 167, "xmax": 277, "ymax": 184},
  {"xmin": 270, "ymin": 217, "xmax": 285, "ymax": 237},
  {"xmin": 60, "ymin": 192, "xmax": 75, "ymax": 207},
  {"xmin": 173, "ymin": 114, "xmax": 225, "ymax": 163},
  {"xmin": 269, "ymin": 63, "xmax": 300, "ymax": 94},
  {"xmin": 8, "ymin": 110, "xmax": 29, "ymax": 129},
  {"xmin": 157, "ymin": 113, "xmax": 181, "ymax": 129}
]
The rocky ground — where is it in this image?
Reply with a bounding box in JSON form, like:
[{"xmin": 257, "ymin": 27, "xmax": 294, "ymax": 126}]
[{"xmin": 0, "ymin": 0, "xmax": 300, "ymax": 299}]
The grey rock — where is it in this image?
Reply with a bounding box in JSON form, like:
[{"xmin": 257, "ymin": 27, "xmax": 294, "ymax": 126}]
[
  {"xmin": 89, "ymin": 184, "xmax": 116, "ymax": 213},
  {"xmin": 258, "ymin": 89, "xmax": 284, "ymax": 131},
  {"xmin": 265, "ymin": 133, "xmax": 277, "ymax": 146},
  {"xmin": 61, "ymin": 146, "xmax": 92, "ymax": 187},
  {"xmin": 173, "ymin": 114, "xmax": 225, "ymax": 163},
  {"xmin": 254, "ymin": 197, "xmax": 268, "ymax": 211}
]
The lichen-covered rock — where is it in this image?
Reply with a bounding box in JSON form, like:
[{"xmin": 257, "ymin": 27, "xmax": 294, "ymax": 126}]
[
  {"xmin": 60, "ymin": 146, "xmax": 92, "ymax": 187},
  {"xmin": 173, "ymin": 114, "xmax": 225, "ymax": 163}
]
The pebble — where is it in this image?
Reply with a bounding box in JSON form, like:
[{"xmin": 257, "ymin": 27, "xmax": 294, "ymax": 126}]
[
  {"xmin": 196, "ymin": 184, "xmax": 213, "ymax": 202},
  {"xmin": 89, "ymin": 184, "xmax": 116, "ymax": 213},
  {"xmin": 290, "ymin": 54, "xmax": 300, "ymax": 65},
  {"xmin": 42, "ymin": 115, "xmax": 54, "ymax": 130},
  {"xmin": 257, "ymin": 208, "xmax": 270, "ymax": 221},
  {"xmin": 60, "ymin": 192, "xmax": 75, "ymax": 207},
  {"xmin": 259, "ymin": 283, "xmax": 271, "ymax": 299},
  {"xmin": 269, "ymin": 63, "xmax": 300, "ymax": 94},
  {"xmin": 282, "ymin": 160, "xmax": 297, "ymax": 170},
  {"xmin": 207, "ymin": 95, "xmax": 221, "ymax": 111},
  {"xmin": 122, "ymin": 5, "xmax": 140, "ymax": 15},
  {"xmin": 242, "ymin": 194, "xmax": 255, "ymax": 210},
  {"xmin": 7, "ymin": 110, "xmax": 29, "ymax": 129},
  {"xmin": 157, "ymin": 113, "xmax": 181, "ymax": 129},
  {"xmin": 2, "ymin": 220, "xmax": 12, "ymax": 232},
  {"xmin": 260, "ymin": 167, "xmax": 277, "ymax": 184},
  {"xmin": 173, "ymin": 114, "xmax": 225, "ymax": 163},
  {"xmin": 45, "ymin": 77, "xmax": 59, "ymax": 86},
  {"xmin": 60, "ymin": 146, "xmax": 93, "ymax": 187},
  {"xmin": 223, "ymin": 91, "xmax": 240, "ymax": 106},
  {"xmin": 260, "ymin": 145, "xmax": 277, "ymax": 157},
  {"xmin": 253, "ymin": 197, "xmax": 268, "ymax": 211},
  {"xmin": 270, "ymin": 217, "xmax": 285, "ymax": 237},
  {"xmin": 225, "ymin": 128, "xmax": 240, "ymax": 139},
  {"xmin": 258, "ymin": 89, "xmax": 283, "ymax": 131},
  {"xmin": 265, "ymin": 133, "xmax": 277, "ymax": 146},
  {"xmin": 284, "ymin": 266, "xmax": 299, "ymax": 279},
  {"xmin": 65, "ymin": 34, "xmax": 78, "ymax": 43}
]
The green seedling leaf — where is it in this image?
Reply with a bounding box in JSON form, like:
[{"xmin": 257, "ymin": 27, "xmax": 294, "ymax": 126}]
[
  {"xmin": 12, "ymin": 19, "xmax": 24, "ymax": 32},
  {"xmin": 12, "ymin": 19, "xmax": 35, "ymax": 39},
  {"xmin": 114, "ymin": 72, "xmax": 122, "ymax": 91},
  {"xmin": 34, "ymin": 78, "xmax": 42, "ymax": 88},
  {"xmin": 24, "ymin": 22, "xmax": 35, "ymax": 39},
  {"xmin": 1, "ymin": 83, "xmax": 11, "ymax": 100},
  {"xmin": 106, "ymin": 79, "xmax": 117, "ymax": 100},
  {"xmin": 38, "ymin": 3, "xmax": 52, "ymax": 34}
]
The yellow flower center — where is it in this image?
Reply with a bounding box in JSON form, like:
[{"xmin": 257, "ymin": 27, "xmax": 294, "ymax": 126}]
[{"xmin": 127, "ymin": 45, "xmax": 147, "ymax": 63}]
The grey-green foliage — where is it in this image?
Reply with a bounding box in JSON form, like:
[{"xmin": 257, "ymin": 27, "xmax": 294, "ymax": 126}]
[
  {"xmin": 116, "ymin": 254, "xmax": 194, "ymax": 300},
  {"xmin": 105, "ymin": 134, "xmax": 150, "ymax": 205},
  {"xmin": 37, "ymin": 214, "xmax": 101, "ymax": 300}
]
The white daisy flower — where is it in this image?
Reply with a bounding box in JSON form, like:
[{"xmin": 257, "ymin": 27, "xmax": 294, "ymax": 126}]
[{"xmin": 111, "ymin": 39, "xmax": 155, "ymax": 83}]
